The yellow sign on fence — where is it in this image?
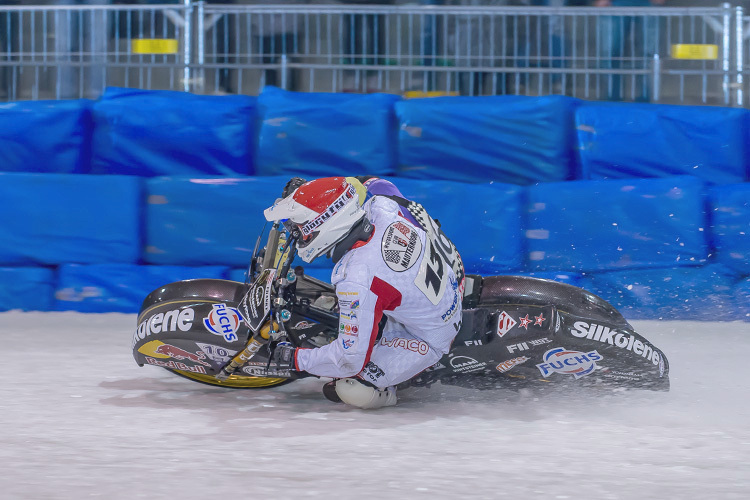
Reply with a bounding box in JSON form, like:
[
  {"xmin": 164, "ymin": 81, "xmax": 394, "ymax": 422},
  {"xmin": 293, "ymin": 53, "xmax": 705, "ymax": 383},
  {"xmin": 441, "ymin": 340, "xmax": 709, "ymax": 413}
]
[
  {"xmin": 132, "ymin": 39, "xmax": 179, "ymax": 55},
  {"xmin": 671, "ymin": 44, "xmax": 719, "ymax": 60},
  {"xmin": 404, "ymin": 90, "xmax": 460, "ymax": 99}
]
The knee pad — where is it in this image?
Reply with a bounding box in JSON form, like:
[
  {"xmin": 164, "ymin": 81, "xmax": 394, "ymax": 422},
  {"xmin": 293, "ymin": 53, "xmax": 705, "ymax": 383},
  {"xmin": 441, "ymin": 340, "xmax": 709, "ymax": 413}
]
[{"xmin": 335, "ymin": 378, "xmax": 397, "ymax": 409}]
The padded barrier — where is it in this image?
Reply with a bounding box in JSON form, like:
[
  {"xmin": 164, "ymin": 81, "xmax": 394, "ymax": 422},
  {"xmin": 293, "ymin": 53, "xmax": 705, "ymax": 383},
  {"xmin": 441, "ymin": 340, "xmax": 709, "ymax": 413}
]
[
  {"xmin": 395, "ymin": 95, "xmax": 577, "ymax": 185},
  {"xmin": 55, "ymin": 263, "xmax": 229, "ymax": 313},
  {"xmin": 144, "ymin": 176, "xmax": 290, "ymax": 267},
  {"xmin": 576, "ymin": 102, "xmax": 748, "ymax": 184},
  {"xmin": 525, "ymin": 176, "xmax": 709, "ymax": 272},
  {"xmin": 0, "ymin": 99, "xmax": 92, "ymax": 174},
  {"xmin": 91, "ymin": 88, "xmax": 256, "ymax": 176},
  {"xmin": 389, "ymin": 177, "xmax": 524, "ymax": 273},
  {"xmin": 229, "ymin": 266, "xmax": 335, "ymax": 284},
  {"xmin": 0, "ymin": 267, "xmax": 55, "ymax": 312},
  {"xmin": 735, "ymin": 278, "xmax": 750, "ymax": 320},
  {"xmin": 581, "ymin": 264, "xmax": 740, "ymax": 321},
  {"xmin": 709, "ymin": 183, "xmax": 750, "ymax": 275},
  {"xmin": 0, "ymin": 173, "xmax": 141, "ymax": 265},
  {"xmin": 255, "ymin": 86, "xmax": 400, "ymax": 178}
]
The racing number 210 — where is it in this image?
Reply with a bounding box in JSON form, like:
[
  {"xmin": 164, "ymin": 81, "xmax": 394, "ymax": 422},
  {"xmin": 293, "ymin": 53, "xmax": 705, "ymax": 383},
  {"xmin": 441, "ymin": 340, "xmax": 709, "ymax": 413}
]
[{"xmin": 416, "ymin": 239, "xmax": 448, "ymax": 305}]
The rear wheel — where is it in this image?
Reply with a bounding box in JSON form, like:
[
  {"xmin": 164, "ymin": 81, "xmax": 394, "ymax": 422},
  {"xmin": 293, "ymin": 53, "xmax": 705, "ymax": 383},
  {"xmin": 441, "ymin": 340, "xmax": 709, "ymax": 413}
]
[{"xmin": 168, "ymin": 369, "xmax": 291, "ymax": 389}]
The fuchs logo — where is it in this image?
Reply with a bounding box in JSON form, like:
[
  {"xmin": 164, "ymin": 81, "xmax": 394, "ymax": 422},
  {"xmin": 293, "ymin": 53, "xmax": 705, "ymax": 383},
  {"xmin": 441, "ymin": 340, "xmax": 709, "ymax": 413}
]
[
  {"xmin": 570, "ymin": 321, "xmax": 662, "ymax": 366},
  {"xmin": 203, "ymin": 303, "xmax": 242, "ymax": 342},
  {"xmin": 496, "ymin": 311, "xmax": 517, "ymax": 337},
  {"xmin": 536, "ymin": 347, "xmax": 602, "ymax": 379},
  {"xmin": 496, "ymin": 356, "xmax": 530, "ymax": 373}
]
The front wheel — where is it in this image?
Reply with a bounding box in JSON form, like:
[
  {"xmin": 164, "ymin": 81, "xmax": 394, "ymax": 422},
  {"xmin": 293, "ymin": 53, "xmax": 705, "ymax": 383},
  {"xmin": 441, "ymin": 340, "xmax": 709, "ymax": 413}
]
[{"xmin": 167, "ymin": 369, "xmax": 292, "ymax": 389}]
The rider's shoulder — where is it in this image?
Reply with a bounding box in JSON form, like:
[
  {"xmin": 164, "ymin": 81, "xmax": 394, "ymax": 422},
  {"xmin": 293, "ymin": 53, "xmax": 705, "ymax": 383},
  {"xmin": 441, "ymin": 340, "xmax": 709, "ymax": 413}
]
[
  {"xmin": 332, "ymin": 253, "xmax": 372, "ymax": 287},
  {"xmin": 365, "ymin": 195, "xmax": 400, "ymax": 220}
]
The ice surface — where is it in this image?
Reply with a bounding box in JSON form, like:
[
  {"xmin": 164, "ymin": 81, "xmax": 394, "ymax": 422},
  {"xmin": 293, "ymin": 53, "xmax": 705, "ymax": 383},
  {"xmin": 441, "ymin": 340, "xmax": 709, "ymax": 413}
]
[{"xmin": 1, "ymin": 312, "xmax": 749, "ymax": 499}]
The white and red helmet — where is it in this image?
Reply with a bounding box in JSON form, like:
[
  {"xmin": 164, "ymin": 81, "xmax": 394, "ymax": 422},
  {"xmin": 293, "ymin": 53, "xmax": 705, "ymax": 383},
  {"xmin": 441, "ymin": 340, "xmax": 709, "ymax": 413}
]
[{"xmin": 264, "ymin": 177, "xmax": 367, "ymax": 263}]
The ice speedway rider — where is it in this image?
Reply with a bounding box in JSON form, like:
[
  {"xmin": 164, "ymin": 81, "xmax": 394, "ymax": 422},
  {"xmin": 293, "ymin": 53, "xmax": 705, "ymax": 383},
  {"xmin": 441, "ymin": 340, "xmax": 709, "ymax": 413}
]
[{"xmin": 261, "ymin": 176, "xmax": 465, "ymax": 409}]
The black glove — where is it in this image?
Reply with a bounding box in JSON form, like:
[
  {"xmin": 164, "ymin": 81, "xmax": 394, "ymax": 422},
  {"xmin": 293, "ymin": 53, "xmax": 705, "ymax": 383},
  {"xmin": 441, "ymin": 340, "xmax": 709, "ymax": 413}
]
[
  {"xmin": 268, "ymin": 342, "xmax": 299, "ymax": 371},
  {"xmin": 282, "ymin": 177, "xmax": 307, "ymax": 198}
]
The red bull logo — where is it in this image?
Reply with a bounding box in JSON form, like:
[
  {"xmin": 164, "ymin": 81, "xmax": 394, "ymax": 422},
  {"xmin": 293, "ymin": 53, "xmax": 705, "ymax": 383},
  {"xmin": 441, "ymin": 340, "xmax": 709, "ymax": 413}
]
[
  {"xmin": 203, "ymin": 303, "xmax": 243, "ymax": 342},
  {"xmin": 155, "ymin": 343, "xmax": 211, "ymax": 367},
  {"xmin": 146, "ymin": 357, "xmax": 207, "ymax": 374}
]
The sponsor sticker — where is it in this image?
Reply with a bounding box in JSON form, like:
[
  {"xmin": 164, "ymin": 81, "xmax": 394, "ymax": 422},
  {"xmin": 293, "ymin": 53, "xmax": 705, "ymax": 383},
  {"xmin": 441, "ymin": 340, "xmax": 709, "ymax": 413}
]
[
  {"xmin": 133, "ymin": 308, "xmax": 195, "ymax": 346},
  {"xmin": 496, "ymin": 356, "xmax": 530, "ymax": 373},
  {"xmin": 534, "ymin": 313, "xmax": 546, "ymax": 326},
  {"xmin": 569, "ymin": 321, "xmax": 662, "ymax": 366},
  {"xmin": 361, "ymin": 362, "xmax": 385, "ymax": 383},
  {"xmin": 536, "ymin": 347, "xmax": 602, "ymax": 379},
  {"xmin": 379, "ymin": 337, "xmax": 430, "ymax": 355},
  {"xmin": 449, "ymin": 355, "xmax": 487, "ymax": 373},
  {"xmin": 203, "ymin": 303, "xmax": 243, "ymax": 342},
  {"xmin": 441, "ymin": 289, "xmax": 460, "ymax": 322},
  {"xmin": 300, "ymin": 184, "xmax": 356, "ymax": 236},
  {"xmin": 138, "ymin": 340, "xmax": 211, "ymax": 366},
  {"xmin": 381, "ymin": 221, "xmax": 423, "ymax": 272},
  {"xmin": 518, "ymin": 314, "xmax": 532, "ymax": 330},
  {"xmin": 507, "ymin": 337, "xmax": 553, "ymax": 354},
  {"xmin": 342, "ymin": 337, "xmax": 355, "ymax": 349},
  {"xmin": 196, "ymin": 342, "xmax": 237, "ymax": 363},
  {"xmin": 293, "ymin": 321, "xmax": 314, "ymax": 330},
  {"xmin": 146, "ymin": 357, "xmax": 207, "ymax": 374},
  {"xmin": 496, "ymin": 311, "xmax": 517, "ymax": 337}
]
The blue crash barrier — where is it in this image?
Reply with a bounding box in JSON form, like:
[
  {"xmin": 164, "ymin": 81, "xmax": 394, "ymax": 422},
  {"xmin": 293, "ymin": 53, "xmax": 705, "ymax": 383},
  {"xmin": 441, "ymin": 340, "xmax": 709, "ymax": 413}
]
[
  {"xmin": 229, "ymin": 266, "xmax": 336, "ymax": 285},
  {"xmin": 255, "ymin": 86, "xmax": 400, "ymax": 178},
  {"xmin": 0, "ymin": 99, "xmax": 92, "ymax": 174},
  {"xmin": 91, "ymin": 87, "xmax": 256, "ymax": 177},
  {"xmin": 525, "ymin": 176, "xmax": 709, "ymax": 272},
  {"xmin": 389, "ymin": 177, "xmax": 524, "ymax": 273},
  {"xmin": 576, "ymin": 102, "xmax": 748, "ymax": 184},
  {"xmin": 709, "ymin": 183, "xmax": 750, "ymax": 275},
  {"xmin": 735, "ymin": 278, "xmax": 750, "ymax": 320},
  {"xmin": 395, "ymin": 95, "xmax": 577, "ymax": 185},
  {"xmin": 0, "ymin": 173, "xmax": 141, "ymax": 266},
  {"xmin": 0, "ymin": 267, "xmax": 55, "ymax": 311},
  {"xmin": 55, "ymin": 263, "xmax": 230, "ymax": 313},
  {"xmin": 144, "ymin": 176, "xmax": 292, "ymax": 267},
  {"xmin": 581, "ymin": 264, "xmax": 740, "ymax": 321}
]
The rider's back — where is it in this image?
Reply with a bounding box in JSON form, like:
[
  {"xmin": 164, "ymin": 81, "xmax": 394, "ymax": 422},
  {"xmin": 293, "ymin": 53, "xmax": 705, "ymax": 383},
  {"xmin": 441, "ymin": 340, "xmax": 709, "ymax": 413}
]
[{"xmin": 332, "ymin": 196, "xmax": 461, "ymax": 354}]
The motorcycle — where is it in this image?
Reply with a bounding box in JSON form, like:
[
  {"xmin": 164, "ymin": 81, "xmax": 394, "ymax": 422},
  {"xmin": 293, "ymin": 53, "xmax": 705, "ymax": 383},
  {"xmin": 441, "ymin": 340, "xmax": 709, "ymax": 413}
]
[{"xmin": 133, "ymin": 209, "xmax": 670, "ymax": 394}]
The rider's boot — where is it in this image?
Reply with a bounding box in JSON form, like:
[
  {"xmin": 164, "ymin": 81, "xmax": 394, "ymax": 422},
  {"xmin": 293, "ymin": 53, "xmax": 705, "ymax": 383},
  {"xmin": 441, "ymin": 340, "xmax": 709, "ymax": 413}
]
[
  {"xmin": 322, "ymin": 380, "xmax": 343, "ymax": 403},
  {"xmin": 333, "ymin": 378, "xmax": 397, "ymax": 409}
]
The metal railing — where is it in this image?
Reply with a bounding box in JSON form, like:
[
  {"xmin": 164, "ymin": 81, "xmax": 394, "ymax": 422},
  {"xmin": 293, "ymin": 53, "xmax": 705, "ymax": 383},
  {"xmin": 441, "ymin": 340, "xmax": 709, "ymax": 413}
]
[{"xmin": 0, "ymin": 2, "xmax": 747, "ymax": 106}]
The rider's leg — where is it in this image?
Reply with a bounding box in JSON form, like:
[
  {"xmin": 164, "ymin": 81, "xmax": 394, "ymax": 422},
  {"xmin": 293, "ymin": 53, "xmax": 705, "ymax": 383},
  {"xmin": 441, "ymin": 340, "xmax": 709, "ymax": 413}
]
[{"xmin": 332, "ymin": 321, "xmax": 445, "ymax": 409}]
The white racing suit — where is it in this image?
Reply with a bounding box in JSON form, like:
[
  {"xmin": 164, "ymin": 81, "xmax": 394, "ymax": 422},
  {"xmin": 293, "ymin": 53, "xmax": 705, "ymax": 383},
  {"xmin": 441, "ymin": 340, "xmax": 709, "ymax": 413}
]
[{"xmin": 295, "ymin": 190, "xmax": 465, "ymax": 389}]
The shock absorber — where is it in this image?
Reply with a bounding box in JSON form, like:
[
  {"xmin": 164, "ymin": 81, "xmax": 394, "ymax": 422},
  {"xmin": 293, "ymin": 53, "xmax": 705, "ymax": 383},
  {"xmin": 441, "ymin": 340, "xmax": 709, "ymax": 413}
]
[{"xmin": 215, "ymin": 321, "xmax": 278, "ymax": 381}]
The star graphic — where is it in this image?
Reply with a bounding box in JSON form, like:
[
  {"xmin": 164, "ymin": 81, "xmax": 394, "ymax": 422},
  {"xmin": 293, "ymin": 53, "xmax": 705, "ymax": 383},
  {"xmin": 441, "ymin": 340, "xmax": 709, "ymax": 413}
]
[
  {"xmin": 534, "ymin": 313, "xmax": 546, "ymax": 326},
  {"xmin": 518, "ymin": 314, "xmax": 532, "ymax": 330}
]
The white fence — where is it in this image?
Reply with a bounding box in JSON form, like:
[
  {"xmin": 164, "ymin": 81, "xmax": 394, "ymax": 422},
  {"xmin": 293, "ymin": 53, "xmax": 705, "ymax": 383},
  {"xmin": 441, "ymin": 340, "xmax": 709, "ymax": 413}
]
[{"xmin": 0, "ymin": 2, "xmax": 746, "ymax": 106}]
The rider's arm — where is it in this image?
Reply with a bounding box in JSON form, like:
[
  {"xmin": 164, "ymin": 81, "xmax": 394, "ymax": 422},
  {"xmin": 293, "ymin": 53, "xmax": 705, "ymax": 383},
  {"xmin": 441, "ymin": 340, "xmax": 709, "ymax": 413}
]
[{"xmin": 295, "ymin": 277, "xmax": 401, "ymax": 379}]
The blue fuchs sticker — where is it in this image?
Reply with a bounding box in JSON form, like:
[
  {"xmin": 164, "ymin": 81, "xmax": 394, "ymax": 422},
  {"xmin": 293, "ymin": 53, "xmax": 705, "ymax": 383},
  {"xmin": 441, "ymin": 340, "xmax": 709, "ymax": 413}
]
[
  {"xmin": 536, "ymin": 347, "xmax": 602, "ymax": 380},
  {"xmin": 204, "ymin": 303, "xmax": 243, "ymax": 342}
]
